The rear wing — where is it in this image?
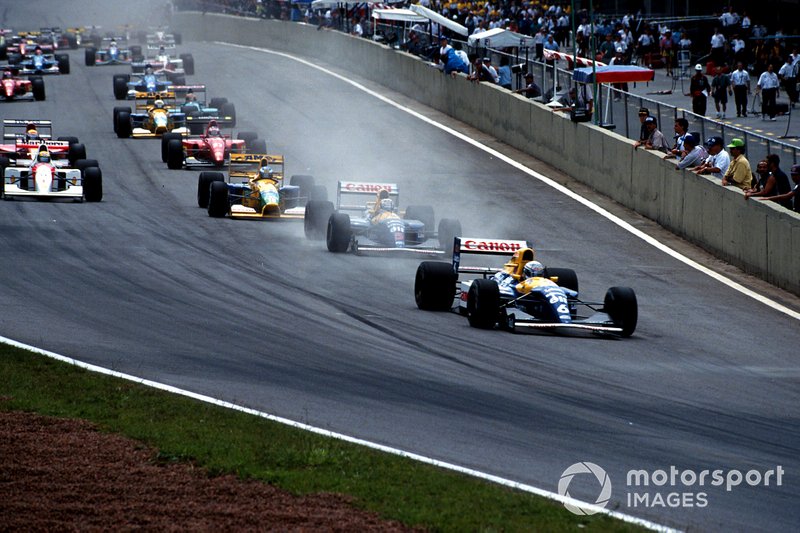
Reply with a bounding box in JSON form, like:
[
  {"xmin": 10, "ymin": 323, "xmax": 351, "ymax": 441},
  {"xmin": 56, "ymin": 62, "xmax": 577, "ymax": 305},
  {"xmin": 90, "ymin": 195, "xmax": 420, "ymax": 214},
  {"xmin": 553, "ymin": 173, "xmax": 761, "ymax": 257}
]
[
  {"xmin": 134, "ymin": 92, "xmax": 176, "ymax": 109},
  {"xmin": 228, "ymin": 153, "xmax": 284, "ymax": 181},
  {"xmin": 452, "ymin": 237, "xmax": 531, "ymax": 275},
  {"xmin": 336, "ymin": 181, "xmax": 399, "ymax": 212},
  {"xmin": 172, "ymin": 84, "xmax": 206, "ymax": 102},
  {"xmin": 3, "ymin": 119, "xmax": 53, "ymax": 140},
  {"xmin": 146, "ymin": 43, "xmax": 176, "ymax": 51},
  {"xmin": 186, "ymin": 113, "xmax": 234, "ymax": 128}
]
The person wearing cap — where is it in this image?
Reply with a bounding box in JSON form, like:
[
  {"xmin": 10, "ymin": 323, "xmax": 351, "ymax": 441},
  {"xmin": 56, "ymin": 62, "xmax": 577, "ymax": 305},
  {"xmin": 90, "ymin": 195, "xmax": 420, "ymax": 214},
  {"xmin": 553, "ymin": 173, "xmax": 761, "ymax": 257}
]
[
  {"xmin": 688, "ymin": 64, "xmax": 711, "ymax": 116},
  {"xmin": 745, "ymin": 154, "xmax": 793, "ymax": 208},
  {"xmin": 730, "ymin": 62, "xmax": 751, "ymax": 117},
  {"xmin": 752, "ymin": 164, "xmax": 800, "ymax": 212},
  {"xmin": 675, "ymin": 134, "xmax": 708, "ymax": 170},
  {"xmin": 514, "ymin": 72, "xmax": 542, "ymax": 99},
  {"xmin": 633, "ymin": 116, "xmax": 670, "ymax": 153},
  {"xmin": 695, "ymin": 136, "xmax": 731, "ymax": 179},
  {"xmin": 757, "ymin": 63, "xmax": 780, "ymax": 120},
  {"xmin": 551, "ymin": 85, "xmax": 593, "ymax": 114},
  {"xmin": 481, "ymin": 56, "xmax": 499, "ymax": 84},
  {"xmin": 721, "ymin": 138, "xmax": 752, "ymax": 190}
]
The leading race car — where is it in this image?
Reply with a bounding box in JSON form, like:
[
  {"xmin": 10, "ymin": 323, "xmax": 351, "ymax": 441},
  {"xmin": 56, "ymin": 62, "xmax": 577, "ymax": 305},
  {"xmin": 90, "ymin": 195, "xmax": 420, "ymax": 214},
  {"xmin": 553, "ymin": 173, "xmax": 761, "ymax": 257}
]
[
  {"xmin": 303, "ymin": 181, "xmax": 461, "ymax": 256},
  {"xmin": 1, "ymin": 69, "xmax": 45, "ymax": 101},
  {"xmin": 161, "ymin": 120, "xmax": 249, "ymax": 169},
  {"xmin": 414, "ymin": 237, "xmax": 638, "ymax": 337},
  {"xmin": 200, "ymin": 152, "xmax": 326, "ymax": 219}
]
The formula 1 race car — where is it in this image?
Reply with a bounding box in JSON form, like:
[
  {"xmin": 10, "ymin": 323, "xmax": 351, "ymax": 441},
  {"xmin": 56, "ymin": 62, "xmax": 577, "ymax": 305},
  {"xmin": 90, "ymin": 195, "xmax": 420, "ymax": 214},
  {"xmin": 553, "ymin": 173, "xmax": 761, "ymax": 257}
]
[
  {"xmin": 6, "ymin": 47, "xmax": 69, "ymax": 75},
  {"xmin": 142, "ymin": 27, "xmax": 182, "ymax": 46},
  {"xmin": 161, "ymin": 120, "xmax": 249, "ymax": 169},
  {"xmin": 1, "ymin": 70, "xmax": 45, "ymax": 101},
  {"xmin": 131, "ymin": 44, "xmax": 194, "ymax": 76},
  {"xmin": 414, "ymin": 237, "xmax": 638, "ymax": 337},
  {"xmin": 173, "ymin": 86, "xmax": 236, "ymax": 131},
  {"xmin": 113, "ymin": 69, "xmax": 184, "ymax": 100},
  {"xmin": 85, "ymin": 38, "xmax": 142, "ymax": 66},
  {"xmin": 0, "ymin": 122, "xmax": 101, "ymax": 202},
  {"xmin": 303, "ymin": 181, "xmax": 461, "ymax": 256},
  {"xmin": 199, "ymin": 152, "xmax": 326, "ymax": 219},
  {"xmin": 113, "ymin": 95, "xmax": 188, "ymax": 138}
]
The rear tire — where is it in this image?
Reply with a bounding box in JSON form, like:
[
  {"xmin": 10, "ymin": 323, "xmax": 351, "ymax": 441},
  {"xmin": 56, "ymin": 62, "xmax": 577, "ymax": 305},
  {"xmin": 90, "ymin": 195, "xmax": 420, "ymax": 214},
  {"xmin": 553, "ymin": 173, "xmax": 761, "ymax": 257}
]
[
  {"xmin": 437, "ymin": 218, "xmax": 461, "ymax": 254},
  {"xmin": 31, "ymin": 77, "xmax": 45, "ymax": 100},
  {"xmin": 68, "ymin": 144, "xmax": 87, "ymax": 165},
  {"xmin": 180, "ymin": 53, "xmax": 194, "ymax": 75},
  {"xmin": 467, "ymin": 279, "xmax": 500, "ymax": 329},
  {"xmin": 207, "ymin": 181, "xmax": 229, "ymax": 218},
  {"xmin": 290, "ymin": 174, "xmax": 314, "ymax": 204},
  {"xmin": 326, "ymin": 212, "xmax": 351, "ymax": 252},
  {"xmin": 304, "ymin": 200, "xmax": 334, "ymax": 240},
  {"xmin": 57, "ymin": 54, "xmax": 70, "ymax": 74},
  {"xmin": 237, "ymin": 131, "xmax": 258, "ymax": 147},
  {"xmin": 309, "ymin": 184, "xmax": 327, "ymax": 202},
  {"xmin": 249, "ymin": 139, "xmax": 267, "ymax": 155},
  {"xmin": 130, "ymin": 45, "xmax": 142, "ymax": 57},
  {"xmin": 166, "ymin": 139, "xmax": 184, "ymax": 169},
  {"xmin": 85, "ymin": 47, "xmax": 96, "ymax": 66},
  {"xmin": 219, "ymin": 102, "xmax": 236, "ymax": 126},
  {"xmin": 209, "ymin": 97, "xmax": 227, "ymax": 109},
  {"xmin": 415, "ymin": 261, "xmax": 456, "ymax": 311},
  {"xmin": 544, "ymin": 268, "xmax": 579, "ymax": 292},
  {"xmin": 197, "ymin": 171, "xmax": 225, "ymax": 208},
  {"xmin": 58, "ymin": 136, "xmax": 79, "ymax": 146},
  {"xmin": 404, "ymin": 205, "xmax": 435, "ymax": 233},
  {"xmin": 604, "ymin": 287, "xmax": 638, "ymax": 337},
  {"xmin": 83, "ymin": 167, "xmax": 103, "ymax": 202}
]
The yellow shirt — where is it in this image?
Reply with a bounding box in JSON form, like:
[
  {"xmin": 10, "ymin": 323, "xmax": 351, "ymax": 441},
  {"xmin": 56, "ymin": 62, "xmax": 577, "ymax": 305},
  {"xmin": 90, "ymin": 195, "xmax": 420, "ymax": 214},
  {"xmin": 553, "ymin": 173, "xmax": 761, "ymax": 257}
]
[{"xmin": 724, "ymin": 154, "xmax": 752, "ymax": 190}]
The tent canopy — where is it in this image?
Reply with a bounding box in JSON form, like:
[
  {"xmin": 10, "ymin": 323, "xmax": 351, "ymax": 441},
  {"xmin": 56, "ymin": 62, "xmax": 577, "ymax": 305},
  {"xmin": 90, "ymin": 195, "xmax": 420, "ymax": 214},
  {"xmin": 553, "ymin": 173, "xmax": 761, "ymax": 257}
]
[
  {"xmin": 573, "ymin": 65, "xmax": 655, "ymax": 83},
  {"xmin": 372, "ymin": 8, "xmax": 427, "ymax": 23},
  {"xmin": 468, "ymin": 27, "xmax": 531, "ymax": 49},
  {"xmin": 409, "ymin": 4, "xmax": 468, "ymax": 36}
]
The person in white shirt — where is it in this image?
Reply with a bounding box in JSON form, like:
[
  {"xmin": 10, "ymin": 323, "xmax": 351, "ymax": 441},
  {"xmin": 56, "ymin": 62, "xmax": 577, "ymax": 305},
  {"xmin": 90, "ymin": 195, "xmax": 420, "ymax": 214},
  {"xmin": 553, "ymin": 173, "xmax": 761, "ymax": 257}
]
[
  {"xmin": 757, "ymin": 64, "xmax": 780, "ymax": 120},
  {"xmin": 695, "ymin": 136, "xmax": 731, "ymax": 179},
  {"xmin": 778, "ymin": 57, "xmax": 798, "ymax": 107},
  {"xmin": 709, "ymin": 27, "xmax": 726, "ymax": 66},
  {"xmin": 730, "ymin": 62, "xmax": 751, "ymax": 117}
]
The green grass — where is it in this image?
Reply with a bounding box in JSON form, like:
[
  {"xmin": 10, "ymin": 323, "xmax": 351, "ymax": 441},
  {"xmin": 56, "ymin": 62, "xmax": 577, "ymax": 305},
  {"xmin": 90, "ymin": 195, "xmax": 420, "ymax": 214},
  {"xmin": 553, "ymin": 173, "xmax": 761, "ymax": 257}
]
[{"xmin": 0, "ymin": 344, "xmax": 644, "ymax": 532}]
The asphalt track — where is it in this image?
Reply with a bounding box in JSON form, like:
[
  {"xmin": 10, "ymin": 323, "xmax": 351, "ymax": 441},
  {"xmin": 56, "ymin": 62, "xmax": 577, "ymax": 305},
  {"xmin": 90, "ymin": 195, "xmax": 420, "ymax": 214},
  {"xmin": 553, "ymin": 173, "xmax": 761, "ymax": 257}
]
[{"xmin": 2, "ymin": 2, "xmax": 800, "ymax": 530}]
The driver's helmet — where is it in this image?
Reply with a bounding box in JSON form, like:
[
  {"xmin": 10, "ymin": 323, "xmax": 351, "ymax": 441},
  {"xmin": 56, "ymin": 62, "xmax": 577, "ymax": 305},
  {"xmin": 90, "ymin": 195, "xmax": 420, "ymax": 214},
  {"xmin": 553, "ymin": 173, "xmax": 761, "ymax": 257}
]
[
  {"xmin": 110, "ymin": 40, "xmax": 117, "ymax": 47},
  {"xmin": 208, "ymin": 125, "xmax": 221, "ymax": 136},
  {"xmin": 26, "ymin": 124, "xmax": 39, "ymax": 140},
  {"xmin": 258, "ymin": 165, "xmax": 273, "ymax": 179},
  {"xmin": 153, "ymin": 99, "xmax": 165, "ymax": 108},
  {"xmin": 37, "ymin": 149, "xmax": 51, "ymax": 163},
  {"xmin": 377, "ymin": 189, "xmax": 390, "ymax": 200},
  {"xmin": 523, "ymin": 260, "xmax": 545, "ymax": 279},
  {"xmin": 159, "ymin": 46, "xmax": 165, "ymax": 53},
  {"xmin": 2, "ymin": 70, "xmax": 11, "ymax": 79},
  {"xmin": 185, "ymin": 89, "xmax": 196, "ymax": 102},
  {"xmin": 34, "ymin": 46, "xmax": 43, "ymax": 55},
  {"xmin": 379, "ymin": 198, "xmax": 394, "ymax": 211},
  {"xmin": 145, "ymin": 64, "xmax": 153, "ymax": 74}
]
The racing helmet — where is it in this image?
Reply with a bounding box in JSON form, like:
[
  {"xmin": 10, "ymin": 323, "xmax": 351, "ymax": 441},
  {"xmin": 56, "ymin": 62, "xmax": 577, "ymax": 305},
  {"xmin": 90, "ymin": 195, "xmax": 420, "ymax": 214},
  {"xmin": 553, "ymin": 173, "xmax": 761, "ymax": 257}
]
[
  {"xmin": 2, "ymin": 70, "xmax": 11, "ymax": 79},
  {"xmin": 34, "ymin": 46, "xmax": 43, "ymax": 55},
  {"xmin": 153, "ymin": 99, "xmax": 165, "ymax": 108},
  {"xmin": 523, "ymin": 261, "xmax": 545, "ymax": 279},
  {"xmin": 26, "ymin": 124, "xmax": 39, "ymax": 139},
  {"xmin": 259, "ymin": 165, "xmax": 273, "ymax": 179},
  {"xmin": 377, "ymin": 189, "xmax": 390, "ymax": 200},
  {"xmin": 145, "ymin": 64, "xmax": 153, "ymax": 74},
  {"xmin": 379, "ymin": 198, "xmax": 394, "ymax": 211},
  {"xmin": 37, "ymin": 149, "xmax": 51, "ymax": 163},
  {"xmin": 185, "ymin": 89, "xmax": 196, "ymax": 102},
  {"xmin": 208, "ymin": 124, "xmax": 221, "ymax": 136}
]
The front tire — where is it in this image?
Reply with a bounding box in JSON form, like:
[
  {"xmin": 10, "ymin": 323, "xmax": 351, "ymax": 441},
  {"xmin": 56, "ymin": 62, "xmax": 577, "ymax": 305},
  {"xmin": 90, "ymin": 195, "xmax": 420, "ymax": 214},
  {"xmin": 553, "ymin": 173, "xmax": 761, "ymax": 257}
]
[
  {"xmin": 31, "ymin": 77, "xmax": 45, "ymax": 100},
  {"xmin": 166, "ymin": 139, "xmax": 184, "ymax": 169},
  {"xmin": 467, "ymin": 279, "xmax": 500, "ymax": 329},
  {"xmin": 415, "ymin": 261, "xmax": 457, "ymax": 311},
  {"xmin": 326, "ymin": 212, "xmax": 351, "ymax": 253},
  {"xmin": 604, "ymin": 287, "xmax": 638, "ymax": 337},
  {"xmin": 116, "ymin": 111, "xmax": 132, "ymax": 138},
  {"xmin": 83, "ymin": 167, "xmax": 103, "ymax": 202},
  {"xmin": 161, "ymin": 132, "xmax": 182, "ymax": 163}
]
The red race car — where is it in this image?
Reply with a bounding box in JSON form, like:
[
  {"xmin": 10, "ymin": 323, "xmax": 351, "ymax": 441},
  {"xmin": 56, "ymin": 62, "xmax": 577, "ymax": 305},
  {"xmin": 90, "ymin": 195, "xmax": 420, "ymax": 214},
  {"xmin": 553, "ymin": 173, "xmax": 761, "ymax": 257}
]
[
  {"xmin": 1, "ymin": 69, "xmax": 45, "ymax": 101},
  {"xmin": 161, "ymin": 120, "xmax": 260, "ymax": 170}
]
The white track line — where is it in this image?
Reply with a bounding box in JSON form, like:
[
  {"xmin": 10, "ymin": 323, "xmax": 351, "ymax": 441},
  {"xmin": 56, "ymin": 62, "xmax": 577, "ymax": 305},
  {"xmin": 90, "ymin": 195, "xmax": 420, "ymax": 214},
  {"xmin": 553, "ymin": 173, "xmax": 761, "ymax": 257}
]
[
  {"xmin": 219, "ymin": 42, "xmax": 800, "ymax": 322},
  {"xmin": 0, "ymin": 334, "xmax": 678, "ymax": 532}
]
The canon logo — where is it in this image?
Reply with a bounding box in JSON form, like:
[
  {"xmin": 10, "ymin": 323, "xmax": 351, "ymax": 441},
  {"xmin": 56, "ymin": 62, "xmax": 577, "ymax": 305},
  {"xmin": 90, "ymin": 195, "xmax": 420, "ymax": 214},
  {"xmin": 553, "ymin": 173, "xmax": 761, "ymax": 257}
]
[
  {"xmin": 342, "ymin": 183, "xmax": 395, "ymax": 192},
  {"xmin": 462, "ymin": 240, "xmax": 522, "ymax": 252}
]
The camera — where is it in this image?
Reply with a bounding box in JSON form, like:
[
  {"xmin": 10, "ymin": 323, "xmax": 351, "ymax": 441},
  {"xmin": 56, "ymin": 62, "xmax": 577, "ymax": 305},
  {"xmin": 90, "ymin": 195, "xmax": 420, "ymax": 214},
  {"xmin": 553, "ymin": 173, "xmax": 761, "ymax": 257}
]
[{"xmin": 511, "ymin": 63, "xmax": 528, "ymax": 74}]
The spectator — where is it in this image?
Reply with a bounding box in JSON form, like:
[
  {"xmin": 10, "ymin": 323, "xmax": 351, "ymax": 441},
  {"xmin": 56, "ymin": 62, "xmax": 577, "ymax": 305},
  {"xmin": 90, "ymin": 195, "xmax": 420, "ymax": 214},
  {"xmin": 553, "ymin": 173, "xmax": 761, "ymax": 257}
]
[
  {"xmin": 481, "ymin": 57, "xmax": 499, "ymax": 84},
  {"xmin": 402, "ymin": 30, "xmax": 424, "ymax": 57},
  {"xmin": 751, "ymin": 159, "xmax": 771, "ymax": 191},
  {"xmin": 514, "ymin": 72, "xmax": 542, "ymax": 99},
  {"xmin": 551, "ymin": 85, "xmax": 593, "ymax": 114},
  {"xmin": 660, "ymin": 29, "xmax": 674, "ymax": 76},
  {"xmin": 637, "ymin": 107, "xmax": 650, "ymax": 141},
  {"xmin": 757, "ymin": 63, "xmax": 780, "ymax": 120},
  {"xmin": 711, "ymin": 66, "xmax": 732, "ymax": 118},
  {"xmin": 778, "ymin": 56, "xmax": 798, "ymax": 108},
  {"xmin": 721, "ymin": 138, "xmax": 752, "ymax": 190},
  {"xmin": 600, "ymin": 33, "xmax": 615, "ymax": 64},
  {"xmin": 752, "ymin": 164, "xmax": 800, "ymax": 212},
  {"xmin": 695, "ymin": 136, "xmax": 731, "ymax": 179},
  {"xmin": 664, "ymin": 117, "xmax": 689, "ymax": 159},
  {"xmin": 746, "ymin": 154, "xmax": 793, "ymax": 208},
  {"xmin": 730, "ymin": 62, "xmax": 751, "ymax": 117},
  {"xmin": 688, "ymin": 64, "xmax": 711, "ymax": 116},
  {"xmin": 634, "ymin": 116, "xmax": 671, "ymax": 153},
  {"xmin": 497, "ymin": 57, "xmax": 512, "ymax": 90},
  {"xmin": 351, "ymin": 16, "xmax": 363, "ymax": 37},
  {"xmin": 438, "ymin": 44, "xmax": 469, "ymax": 77},
  {"xmin": 675, "ymin": 133, "xmax": 708, "ymax": 170}
]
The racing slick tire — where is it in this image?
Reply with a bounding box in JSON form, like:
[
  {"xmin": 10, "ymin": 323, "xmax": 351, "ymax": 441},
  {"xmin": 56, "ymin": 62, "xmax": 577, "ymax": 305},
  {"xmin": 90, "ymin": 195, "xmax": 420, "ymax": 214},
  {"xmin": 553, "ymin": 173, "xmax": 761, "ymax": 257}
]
[
  {"xmin": 174, "ymin": 33, "xmax": 183, "ymax": 45},
  {"xmin": 66, "ymin": 34, "xmax": 78, "ymax": 49},
  {"xmin": 290, "ymin": 175, "xmax": 314, "ymax": 204},
  {"xmin": 68, "ymin": 144, "xmax": 87, "ymax": 165},
  {"xmin": 74, "ymin": 159, "xmax": 100, "ymax": 176},
  {"xmin": 188, "ymin": 121, "xmax": 205, "ymax": 135},
  {"xmin": 437, "ymin": 218, "xmax": 462, "ymax": 254},
  {"xmin": 180, "ymin": 53, "xmax": 194, "ymax": 75},
  {"xmin": 415, "ymin": 261, "xmax": 457, "ymax": 311},
  {"xmin": 166, "ymin": 139, "xmax": 185, "ymax": 170},
  {"xmin": 197, "ymin": 172, "xmax": 225, "ymax": 208},
  {"xmin": 0, "ymin": 45, "xmax": 6, "ymax": 60},
  {"xmin": 0, "ymin": 156, "xmax": 8, "ymax": 198},
  {"xmin": 113, "ymin": 106, "xmax": 131, "ymax": 134},
  {"xmin": 8, "ymin": 53, "xmax": 22, "ymax": 65},
  {"xmin": 237, "ymin": 131, "xmax": 258, "ymax": 147},
  {"xmin": 309, "ymin": 184, "xmax": 328, "ymax": 202},
  {"xmin": 207, "ymin": 181, "xmax": 229, "ymax": 218},
  {"xmin": 249, "ymin": 139, "xmax": 267, "ymax": 155},
  {"xmin": 31, "ymin": 77, "xmax": 45, "ymax": 100},
  {"xmin": 169, "ymin": 74, "xmax": 186, "ymax": 86},
  {"xmin": 83, "ymin": 166, "xmax": 103, "ymax": 202},
  {"xmin": 467, "ymin": 279, "xmax": 500, "ymax": 329},
  {"xmin": 404, "ymin": 205, "xmax": 435, "ymax": 234},
  {"xmin": 115, "ymin": 111, "xmax": 132, "ymax": 138},
  {"xmin": 219, "ymin": 102, "xmax": 236, "ymax": 126},
  {"xmin": 180, "ymin": 105, "xmax": 199, "ymax": 118},
  {"xmin": 161, "ymin": 133, "xmax": 182, "ymax": 163},
  {"xmin": 57, "ymin": 54, "xmax": 70, "ymax": 74},
  {"xmin": 304, "ymin": 200, "xmax": 334, "ymax": 240},
  {"xmin": 208, "ymin": 97, "xmax": 228, "ymax": 110},
  {"xmin": 326, "ymin": 212, "xmax": 352, "ymax": 253},
  {"xmin": 543, "ymin": 267, "xmax": 579, "ymax": 292},
  {"xmin": 130, "ymin": 45, "xmax": 142, "ymax": 57},
  {"xmin": 58, "ymin": 136, "xmax": 79, "ymax": 146},
  {"xmin": 113, "ymin": 74, "xmax": 130, "ymax": 100},
  {"xmin": 604, "ymin": 286, "xmax": 638, "ymax": 337},
  {"xmin": 85, "ymin": 47, "xmax": 96, "ymax": 66}
]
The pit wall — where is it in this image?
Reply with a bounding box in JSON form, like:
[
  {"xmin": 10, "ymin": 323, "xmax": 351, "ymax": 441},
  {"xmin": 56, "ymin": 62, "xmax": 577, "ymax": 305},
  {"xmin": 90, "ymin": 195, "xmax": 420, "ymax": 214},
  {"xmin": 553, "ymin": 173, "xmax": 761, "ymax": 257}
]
[{"xmin": 175, "ymin": 13, "xmax": 800, "ymax": 296}]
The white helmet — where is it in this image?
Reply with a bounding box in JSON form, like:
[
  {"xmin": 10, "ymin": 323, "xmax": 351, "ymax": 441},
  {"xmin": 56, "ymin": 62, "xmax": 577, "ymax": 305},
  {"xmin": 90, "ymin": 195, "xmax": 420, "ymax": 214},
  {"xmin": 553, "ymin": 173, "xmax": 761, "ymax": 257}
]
[
  {"xmin": 379, "ymin": 198, "xmax": 394, "ymax": 211},
  {"xmin": 523, "ymin": 261, "xmax": 545, "ymax": 279},
  {"xmin": 259, "ymin": 165, "xmax": 273, "ymax": 179}
]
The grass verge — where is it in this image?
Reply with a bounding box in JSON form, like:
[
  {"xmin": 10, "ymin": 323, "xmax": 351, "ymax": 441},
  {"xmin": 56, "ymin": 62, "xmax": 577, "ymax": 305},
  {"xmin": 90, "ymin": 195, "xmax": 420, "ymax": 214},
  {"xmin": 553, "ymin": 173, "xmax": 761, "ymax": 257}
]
[{"xmin": 1, "ymin": 344, "xmax": 644, "ymax": 532}]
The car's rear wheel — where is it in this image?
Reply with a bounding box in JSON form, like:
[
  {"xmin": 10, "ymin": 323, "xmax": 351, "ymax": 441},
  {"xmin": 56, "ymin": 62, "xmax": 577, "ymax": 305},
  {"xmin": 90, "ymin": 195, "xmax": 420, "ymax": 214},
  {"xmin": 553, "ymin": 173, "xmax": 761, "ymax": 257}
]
[
  {"xmin": 180, "ymin": 53, "xmax": 194, "ymax": 75},
  {"xmin": 83, "ymin": 167, "xmax": 103, "ymax": 202},
  {"xmin": 304, "ymin": 200, "xmax": 334, "ymax": 240},
  {"xmin": 31, "ymin": 77, "xmax": 45, "ymax": 100},
  {"xmin": 207, "ymin": 181, "xmax": 229, "ymax": 218},
  {"xmin": 404, "ymin": 204, "xmax": 435, "ymax": 233},
  {"xmin": 130, "ymin": 45, "xmax": 142, "ymax": 57},
  {"xmin": 544, "ymin": 267, "xmax": 579, "ymax": 292},
  {"xmin": 58, "ymin": 136, "xmax": 79, "ymax": 146},
  {"xmin": 209, "ymin": 97, "xmax": 227, "ymax": 110},
  {"xmin": 166, "ymin": 139, "xmax": 184, "ymax": 169},
  {"xmin": 249, "ymin": 138, "xmax": 267, "ymax": 155},
  {"xmin": 57, "ymin": 54, "xmax": 70, "ymax": 74},
  {"xmin": 309, "ymin": 184, "xmax": 327, "ymax": 202},
  {"xmin": 237, "ymin": 131, "xmax": 258, "ymax": 148},
  {"xmin": 415, "ymin": 261, "xmax": 457, "ymax": 311},
  {"xmin": 326, "ymin": 212, "xmax": 351, "ymax": 253},
  {"xmin": 467, "ymin": 279, "xmax": 500, "ymax": 329},
  {"xmin": 437, "ymin": 218, "xmax": 461, "ymax": 254},
  {"xmin": 219, "ymin": 102, "xmax": 236, "ymax": 126},
  {"xmin": 197, "ymin": 172, "xmax": 225, "ymax": 208},
  {"xmin": 68, "ymin": 144, "xmax": 87, "ymax": 165},
  {"xmin": 604, "ymin": 286, "xmax": 638, "ymax": 337},
  {"xmin": 85, "ymin": 47, "xmax": 96, "ymax": 66},
  {"xmin": 290, "ymin": 174, "xmax": 314, "ymax": 204}
]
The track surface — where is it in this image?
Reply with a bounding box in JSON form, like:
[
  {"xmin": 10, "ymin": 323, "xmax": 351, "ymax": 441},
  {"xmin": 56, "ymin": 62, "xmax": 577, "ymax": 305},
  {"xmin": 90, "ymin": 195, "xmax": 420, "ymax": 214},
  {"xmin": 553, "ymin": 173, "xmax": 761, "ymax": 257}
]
[{"xmin": 2, "ymin": 3, "xmax": 799, "ymax": 530}]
